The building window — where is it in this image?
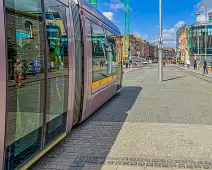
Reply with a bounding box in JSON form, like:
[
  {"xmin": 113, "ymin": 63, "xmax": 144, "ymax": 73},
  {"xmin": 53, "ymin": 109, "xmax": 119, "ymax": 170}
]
[{"xmin": 25, "ymin": 21, "xmax": 33, "ymax": 37}]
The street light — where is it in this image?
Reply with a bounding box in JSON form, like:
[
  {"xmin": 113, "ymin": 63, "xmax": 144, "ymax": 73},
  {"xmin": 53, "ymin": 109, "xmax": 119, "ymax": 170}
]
[
  {"xmin": 159, "ymin": 0, "xmax": 163, "ymax": 82},
  {"xmin": 196, "ymin": 12, "xmax": 200, "ymax": 55},
  {"xmin": 197, "ymin": 0, "xmax": 208, "ymax": 61}
]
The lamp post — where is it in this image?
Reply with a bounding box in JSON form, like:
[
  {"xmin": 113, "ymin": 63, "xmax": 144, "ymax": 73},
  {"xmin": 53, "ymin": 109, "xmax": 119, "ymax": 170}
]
[
  {"xmin": 159, "ymin": 0, "xmax": 163, "ymax": 82},
  {"xmin": 205, "ymin": 0, "xmax": 208, "ymax": 61},
  {"xmin": 196, "ymin": 12, "xmax": 200, "ymax": 55},
  {"xmin": 198, "ymin": 0, "xmax": 208, "ymax": 61},
  {"xmin": 137, "ymin": 51, "xmax": 140, "ymax": 63}
]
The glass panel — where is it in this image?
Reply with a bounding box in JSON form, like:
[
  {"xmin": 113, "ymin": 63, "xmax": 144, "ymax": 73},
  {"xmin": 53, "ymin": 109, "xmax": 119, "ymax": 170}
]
[
  {"xmin": 105, "ymin": 31, "xmax": 118, "ymax": 76},
  {"xmin": 91, "ymin": 22, "xmax": 107, "ymax": 82},
  {"xmin": 44, "ymin": 0, "xmax": 68, "ymax": 144},
  {"xmin": 4, "ymin": 0, "xmax": 44, "ymax": 169}
]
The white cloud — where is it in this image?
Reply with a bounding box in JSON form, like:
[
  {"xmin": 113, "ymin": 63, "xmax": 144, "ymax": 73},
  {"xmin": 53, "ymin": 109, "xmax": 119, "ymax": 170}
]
[
  {"xmin": 110, "ymin": 0, "xmax": 125, "ymax": 10},
  {"xmin": 103, "ymin": 12, "xmax": 114, "ymax": 21},
  {"xmin": 133, "ymin": 32, "xmax": 148, "ymax": 40},
  {"xmin": 152, "ymin": 21, "xmax": 185, "ymax": 48}
]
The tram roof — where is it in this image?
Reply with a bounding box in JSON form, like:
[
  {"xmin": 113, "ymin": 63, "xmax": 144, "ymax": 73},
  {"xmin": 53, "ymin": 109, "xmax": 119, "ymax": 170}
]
[{"xmin": 78, "ymin": 0, "xmax": 120, "ymax": 35}]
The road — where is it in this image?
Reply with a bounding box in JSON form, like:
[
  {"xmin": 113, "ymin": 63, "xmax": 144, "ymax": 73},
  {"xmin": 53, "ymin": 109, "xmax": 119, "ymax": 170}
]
[{"xmin": 31, "ymin": 66, "xmax": 212, "ymax": 170}]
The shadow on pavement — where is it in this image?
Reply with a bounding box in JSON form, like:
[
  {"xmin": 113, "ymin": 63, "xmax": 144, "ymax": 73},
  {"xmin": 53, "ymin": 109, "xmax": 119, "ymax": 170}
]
[
  {"xmin": 30, "ymin": 86, "xmax": 142, "ymax": 170},
  {"xmin": 163, "ymin": 76, "xmax": 186, "ymax": 82}
]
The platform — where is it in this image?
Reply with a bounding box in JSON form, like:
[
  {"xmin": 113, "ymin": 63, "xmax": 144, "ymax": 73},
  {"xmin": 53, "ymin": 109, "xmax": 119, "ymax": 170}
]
[{"xmin": 31, "ymin": 66, "xmax": 212, "ymax": 170}]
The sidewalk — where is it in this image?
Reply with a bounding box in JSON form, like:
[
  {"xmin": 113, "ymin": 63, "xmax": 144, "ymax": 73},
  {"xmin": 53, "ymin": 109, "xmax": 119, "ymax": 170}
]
[
  {"xmin": 177, "ymin": 65, "xmax": 212, "ymax": 78},
  {"xmin": 123, "ymin": 66, "xmax": 140, "ymax": 74},
  {"xmin": 31, "ymin": 67, "xmax": 212, "ymax": 170}
]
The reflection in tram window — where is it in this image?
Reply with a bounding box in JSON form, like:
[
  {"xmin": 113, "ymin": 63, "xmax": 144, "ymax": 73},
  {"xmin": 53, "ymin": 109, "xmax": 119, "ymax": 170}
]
[
  {"xmin": 105, "ymin": 31, "xmax": 118, "ymax": 76},
  {"xmin": 91, "ymin": 22, "xmax": 108, "ymax": 82},
  {"xmin": 4, "ymin": 0, "xmax": 45, "ymax": 169},
  {"xmin": 44, "ymin": 0, "xmax": 69, "ymax": 145}
]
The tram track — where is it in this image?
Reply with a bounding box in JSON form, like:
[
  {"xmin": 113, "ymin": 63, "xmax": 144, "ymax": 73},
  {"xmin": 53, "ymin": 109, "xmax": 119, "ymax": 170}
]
[
  {"xmin": 175, "ymin": 69, "xmax": 212, "ymax": 98},
  {"xmin": 177, "ymin": 66, "xmax": 212, "ymax": 83},
  {"xmin": 117, "ymin": 69, "xmax": 152, "ymax": 94}
]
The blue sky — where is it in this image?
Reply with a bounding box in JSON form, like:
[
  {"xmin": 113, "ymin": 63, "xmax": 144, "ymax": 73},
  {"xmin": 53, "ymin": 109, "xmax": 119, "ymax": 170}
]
[{"xmin": 97, "ymin": 0, "xmax": 212, "ymax": 48}]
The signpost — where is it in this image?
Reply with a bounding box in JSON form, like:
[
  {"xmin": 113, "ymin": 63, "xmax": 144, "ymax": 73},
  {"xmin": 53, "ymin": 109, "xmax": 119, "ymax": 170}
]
[{"xmin": 137, "ymin": 51, "xmax": 140, "ymax": 62}]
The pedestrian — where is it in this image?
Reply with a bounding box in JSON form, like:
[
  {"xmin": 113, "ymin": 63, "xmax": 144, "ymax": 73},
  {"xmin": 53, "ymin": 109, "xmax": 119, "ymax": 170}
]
[
  {"xmin": 130, "ymin": 59, "xmax": 132, "ymax": 69},
  {"xmin": 126, "ymin": 61, "xmax": 128, "ymax": 68},
  {"xmin": 204, "ymin": 59, "xmax": 208, "ymax": 75},
  {"xmin": 194, "ymin": 60, "xmax": 197, "ymax": 70},
  {"xmin": 186, "ymin": 59, "xmax": 190, "ymax": 70},
  {"xmin": 210, "ymin": 60, "xmax": 212, "ymax": 72},
  {"xmin": 13, "ymin": 56, "xmax": 24, "ymax": 88}
]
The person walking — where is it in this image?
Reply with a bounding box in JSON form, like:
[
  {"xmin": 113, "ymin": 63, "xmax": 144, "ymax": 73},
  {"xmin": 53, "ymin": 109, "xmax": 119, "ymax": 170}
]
[
  {"xmin": 194, "ymin": 60, "xmax": 197, "ymax": 70},
  {"xmin": 125, "ymin": 60, "xmax": 128, "ymax": 68},
  {"xmin": 186, "ymin": 59, "xmax": 190, "ymax": 70},
  {"xmin": 204, "ymin": 59, "xmax": 208, "ymax": 75},
  {"xmin": 129, "ymin": 59, "xmax": 132, "ymax": 69}
]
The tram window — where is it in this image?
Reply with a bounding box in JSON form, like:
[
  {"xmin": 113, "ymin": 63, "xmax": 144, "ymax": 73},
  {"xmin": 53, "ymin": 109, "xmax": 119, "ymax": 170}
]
[
  {"xmin": 44, "ymin": 0, "xmax": 68, "ymax": 145},
  {"xmin": 91, "ymin": 22, "xmax": 108, "ymax": 82},
  {"xmin": 4, "ymin": 0, "xmax": 45, "ymax": 169},
  {"xmin": 105, "ymin": 31, "xmax": 118, "ymax": 76}
]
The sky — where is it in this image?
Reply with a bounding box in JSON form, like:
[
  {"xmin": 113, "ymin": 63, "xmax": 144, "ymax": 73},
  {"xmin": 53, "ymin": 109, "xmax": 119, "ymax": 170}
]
[{"xmin": 96, "ymin": 0, "xmax": 212, "ymax": 48}]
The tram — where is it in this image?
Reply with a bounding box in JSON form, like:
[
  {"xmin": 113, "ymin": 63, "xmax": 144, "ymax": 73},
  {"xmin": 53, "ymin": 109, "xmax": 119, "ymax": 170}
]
[{"xmin": 0, "ymin": 0, "xmax": 123, "ymax": 169}]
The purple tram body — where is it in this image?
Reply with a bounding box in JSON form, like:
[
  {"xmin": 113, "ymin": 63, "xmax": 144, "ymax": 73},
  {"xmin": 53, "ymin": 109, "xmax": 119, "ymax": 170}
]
[{"xmin": 0, "ymin": 0, "xmax": 123, "ymax": 169}]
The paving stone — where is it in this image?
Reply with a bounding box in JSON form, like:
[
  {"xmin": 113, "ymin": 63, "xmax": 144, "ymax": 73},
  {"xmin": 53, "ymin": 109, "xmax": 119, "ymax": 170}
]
[
  {"xmin": 197, "ymin": 161, "xmax": 204, "ymax": 164},
  {"xmin": 152, "ymin": 159, "xmax": 159, "ymax": 162},
  {"xmin": 202, "ymin": 165, "xmax": 211, "ymax": 169},
  {"xmin": 167, "ymin": 160, "xmax": 174, "ymax": 163},
  {"xmin": 144, "ymin": 158, "xmax": 151, "ymax": 162},
  {"xmin": 114, "ymin": 158, "xmax": 121, "ymax": 161},
  {"xmin": 138, "ymin": 162, "xmax": 145, "ymax": 167},
  {"xmin": 90, "ymin": 159, "xmax": 99, "ymax": 164},
  {"xmin": 70, "ymin": 162, "xmax": 85, "ymax": 167},
  {"xmin": 186, "ymin": 164, "xmax": 194, "ymax": 168},
  {"xmin": 98, "ymin": 160, "xmax": 106, "ymax": 164},
  {"xmin": 194, "ymin": 164, "xmax": 202, "ymax": 168},
  {"xmin": 175, "ymin": 160, "xmax": 182, "ymax": 163},
  {"xmin": 159, "ymin": 159, "xmax": 166, "ymax": 163},
  {"xmin": 122, "ymin": 157, "xmax": 129, "ymax": 161},
  {"xmin": 84, "ymin": 158, "xmax": 92, "ymax": 164},
  {"xmin": 169, "ymin": 163, "xmax": 177, "ymax": 167},
  {"xmin": 137, "ymin": 158, "xmax": 144, "ymax": 162},
  {"xmin": 146, "ymin": 163, "xmax": 153, "ymax": 167},
  {"xmin": 106, "ymin": 161, "xmax": 115, "ymax": 165},
  {"xmin": 188, "ymin": 160, "xmax": 196, "ymax": 164},
  {"xmin": 204, "ymin": 161, "xmax": 211, "ymax": 165},
  {"xmin": 178, "ymin": 164, "xmax": 186, "ymax": 168},
  {"xmin": 154, "ymin": 163, "xmax": 162, "ymax": 167},
  {"xmin": 122, "ymin": 161, "xmax": 130, "ymax": 166},
  {"xmin": 129, "ymin": 161, "xmax": 137, "ymax": 166},
  {"xmin": 107, "ymin": 157, "xmax": 115, "ymax": 161},
  {"xmin": 181, "ymin": 160, "xmax": 188, "ymax": 164},
  {"xmin": 129, "ymin": 158, "xmax": 136, "ymax": 161},
  {"xmin": 162, "ymin": 163, "xmax": 169, "ymax": 167},
  {"xmin": 115, "ymin": 161, "xmax": 122, "ymax": 165}
]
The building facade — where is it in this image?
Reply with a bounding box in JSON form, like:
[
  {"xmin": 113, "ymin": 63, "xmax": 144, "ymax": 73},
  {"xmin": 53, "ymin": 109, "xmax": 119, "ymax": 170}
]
[{"xmin": 177, "ymin": 22, "xmax": 212, "ymax": 65}]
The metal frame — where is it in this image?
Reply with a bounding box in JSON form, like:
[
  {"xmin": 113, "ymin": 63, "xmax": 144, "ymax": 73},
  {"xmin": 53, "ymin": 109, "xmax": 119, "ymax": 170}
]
[
  {"xmin": 0, "ymin": 0, "xmax": 6, "ymax": 168},
  {"xmin": 66, "ymin": 1, "xmax": 76, "ymax": 133}
]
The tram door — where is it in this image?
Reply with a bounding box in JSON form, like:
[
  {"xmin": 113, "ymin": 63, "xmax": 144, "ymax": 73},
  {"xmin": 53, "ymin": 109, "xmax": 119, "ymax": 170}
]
[
  {"xmin": 70, "ymin": 0, "xmax": 84, "ymax": 126},
  {"xmin": 117, "ymin": 38, "xmax": 123, "ymax": 90}
]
